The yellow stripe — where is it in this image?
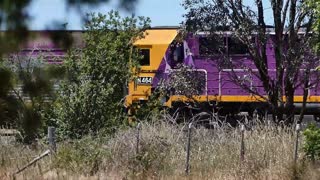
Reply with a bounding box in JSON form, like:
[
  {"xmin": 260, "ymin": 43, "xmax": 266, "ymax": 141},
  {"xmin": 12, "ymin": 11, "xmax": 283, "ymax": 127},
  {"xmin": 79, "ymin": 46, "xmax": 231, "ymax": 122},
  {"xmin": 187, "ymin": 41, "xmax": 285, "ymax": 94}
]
[
  {"xmin": 168, "ymin": 95, "xmax": 320, "ymax": 104},
  {"xmin": 127, "ymin": 95, "xmax": 320, "ymax": 107}
]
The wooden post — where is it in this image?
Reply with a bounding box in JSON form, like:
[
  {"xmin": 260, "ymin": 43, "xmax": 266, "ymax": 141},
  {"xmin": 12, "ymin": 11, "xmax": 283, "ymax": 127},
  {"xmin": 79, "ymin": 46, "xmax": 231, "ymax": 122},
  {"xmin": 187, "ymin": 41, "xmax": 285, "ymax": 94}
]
[
  {"xmin": 13, "ymin": 150, "xmax": 50, "ymax": 175},
  {"xmin": 294, "ymin": 124, "xmax": 300, "ymax": 164},
  {"xmin": 185, "ymin": 122, "xmax": 193, "ymax": 175},
  {"xmin": 240, "ymin": 124, "xmax": 245, "ymax": 162},
  {"xmin": 136, "ymin": 123, "xmax": 141, "ymax": 154},
  {"xmin": 48, "ymin": 127, "xmax": 56, "ymax": 153}
]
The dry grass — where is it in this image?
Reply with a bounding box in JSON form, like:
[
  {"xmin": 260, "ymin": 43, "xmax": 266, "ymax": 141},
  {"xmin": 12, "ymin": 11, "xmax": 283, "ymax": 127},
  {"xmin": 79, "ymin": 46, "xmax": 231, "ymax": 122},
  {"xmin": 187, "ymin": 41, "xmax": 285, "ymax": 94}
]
[{"xmin": 1, "ymin": 118, "xmax": 320, "ymax": 179}]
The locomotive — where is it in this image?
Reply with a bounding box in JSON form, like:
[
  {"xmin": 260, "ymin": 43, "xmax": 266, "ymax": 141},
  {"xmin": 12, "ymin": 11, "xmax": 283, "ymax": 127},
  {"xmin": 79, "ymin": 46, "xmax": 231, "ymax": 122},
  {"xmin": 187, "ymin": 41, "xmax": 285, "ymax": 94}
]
[{"xmin": 125, "ymin": 27, "xmax": 320, "ymax": 120}]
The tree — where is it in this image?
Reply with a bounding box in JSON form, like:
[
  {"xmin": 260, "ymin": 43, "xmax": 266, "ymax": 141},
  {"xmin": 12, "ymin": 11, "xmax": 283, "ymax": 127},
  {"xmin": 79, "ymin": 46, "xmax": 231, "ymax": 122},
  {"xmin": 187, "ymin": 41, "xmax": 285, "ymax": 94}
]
[
  {"xmin": 183, "ymin": 0, "xmax": 318, "ymax": 123},
  {"xmin": 0, "ymin": 64, "xmax": 19, "ymax": 126},
  {"xmin": 308, "ymin": 0, "xmax": 320, "ymax": 50},
  {"xmin": 50, "ymin": 11, "xmax": 150, "ymax": 138},
  {"xmin": 0, "ymin": 50, "xmax": 62, "ymax": 143}
]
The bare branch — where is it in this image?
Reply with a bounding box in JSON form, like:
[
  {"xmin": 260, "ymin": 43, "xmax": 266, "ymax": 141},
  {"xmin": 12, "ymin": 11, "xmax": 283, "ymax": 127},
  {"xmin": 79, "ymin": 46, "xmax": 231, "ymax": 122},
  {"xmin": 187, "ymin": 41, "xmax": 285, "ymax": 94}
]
[{"xmin": 281, "ymin": 0, "xmax": 290, "ymax": 29}]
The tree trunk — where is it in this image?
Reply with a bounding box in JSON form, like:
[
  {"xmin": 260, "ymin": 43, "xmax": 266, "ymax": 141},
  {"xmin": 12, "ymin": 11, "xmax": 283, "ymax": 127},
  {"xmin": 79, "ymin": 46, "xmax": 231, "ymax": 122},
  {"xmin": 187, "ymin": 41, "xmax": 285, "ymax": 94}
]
[
  {"xmin": 299, "ymin": 70, "xmax": 310, "ymax": 124},
  {"xmin": 285, "ymin": 84, "xmax": 295, "ymax": 124}
]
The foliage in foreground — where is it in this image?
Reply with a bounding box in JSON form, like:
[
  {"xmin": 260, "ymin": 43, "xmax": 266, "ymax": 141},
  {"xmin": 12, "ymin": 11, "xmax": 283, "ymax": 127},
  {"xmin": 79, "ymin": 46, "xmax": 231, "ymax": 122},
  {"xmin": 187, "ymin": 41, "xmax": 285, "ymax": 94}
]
[
  {"xmin": 0, "ymin": 0, "xmax": 138, "ymax": 58},
  {"xmin": 2, "ymin": 119, "xmax": 320, "ymax": 179},
  {"xmin": 0, "ymin": 55, "xmax": 64, "ymax": 143},
  {"xmin": 50, "ymin": 11, "xmax": 150, "ymax": 138},
  {"xmin": 308, "ymin": 0, "xmax": 320, "ymax": 51},
  {"xmin": 303, "ymin": 123, "xmax": 320, "ymax": 161}
]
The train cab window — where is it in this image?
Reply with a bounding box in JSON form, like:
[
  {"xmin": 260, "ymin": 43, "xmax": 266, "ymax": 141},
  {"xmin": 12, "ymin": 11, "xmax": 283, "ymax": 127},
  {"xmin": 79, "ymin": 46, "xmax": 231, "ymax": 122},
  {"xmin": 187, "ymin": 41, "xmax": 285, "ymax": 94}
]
[
  {"xmin": 199, "ymin": 36, "xmax": 226, "ymax": 56},
  {"xmin": 227, "ymin": 37, "xmax": 249, "ymax": 55},
  {"xmin": 139, "ymin": 49, "xmax": 150, "ymax": 66},
  {"xmin": 173, "ymin": 44, "xmax": 184, "ymax": 63},
  {"xmin": 169, "ymin": 42, "xmax": 184, "ymax": 66}
]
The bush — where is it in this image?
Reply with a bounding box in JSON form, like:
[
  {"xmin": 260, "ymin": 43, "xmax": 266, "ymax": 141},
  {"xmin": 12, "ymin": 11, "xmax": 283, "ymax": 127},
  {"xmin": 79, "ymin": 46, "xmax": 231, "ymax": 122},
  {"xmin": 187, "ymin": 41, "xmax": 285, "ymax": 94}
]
[
  {"xmin": 303, "ymin": 123, "xmax": 320, "ymax": 161},
  {"xmin": 50, "ymin": 11, "xmax": 150, "ymax": 138},
  {"xmin": 53, "ymin": 136, "xmax": 107, "ymax": 175},
  {"xmin": 1, "ymin": 56, "xmax": 59, "ymax": 143}
]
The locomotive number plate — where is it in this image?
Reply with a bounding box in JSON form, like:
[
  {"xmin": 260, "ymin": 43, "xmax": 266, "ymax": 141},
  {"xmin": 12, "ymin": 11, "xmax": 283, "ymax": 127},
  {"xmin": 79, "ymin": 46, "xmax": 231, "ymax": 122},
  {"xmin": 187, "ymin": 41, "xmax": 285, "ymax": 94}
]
[{"xmin": 137, "ymin": 77, "xmax": 153, "ymax": 85}]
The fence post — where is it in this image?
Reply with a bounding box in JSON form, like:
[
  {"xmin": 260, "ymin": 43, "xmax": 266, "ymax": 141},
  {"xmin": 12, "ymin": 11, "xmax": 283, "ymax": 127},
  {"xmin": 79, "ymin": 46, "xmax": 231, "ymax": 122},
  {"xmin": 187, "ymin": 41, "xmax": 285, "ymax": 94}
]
[
  {"xmin": 136, "ymin": 123, "xmax": 141, "ymax": 154},
  {"xmin": 294, "ymin": 124, "xmax": 300, "ymax": 164},
  {"xmin": 240, "ymin": 124, "xmax": 245, "ymax": 162},
  {"xmin": 185, "ymin": 122, "xmax": 193, "ymax": 175},
  {"xmin": 48, "ymin": 127, "xmax": 56, "ymax": 153}
]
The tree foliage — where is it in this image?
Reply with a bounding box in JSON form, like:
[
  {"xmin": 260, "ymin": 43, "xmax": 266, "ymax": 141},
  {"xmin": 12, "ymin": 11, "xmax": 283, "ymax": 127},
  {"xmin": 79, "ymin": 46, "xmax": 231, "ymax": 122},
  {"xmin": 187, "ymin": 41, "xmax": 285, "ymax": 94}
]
[
  {"xmin": 50, "ymin": 11, "xmax": 150, "ymax": 138},
  {"xmin": 183, "ymin": 0, "xmax": 319, "ymax": 123},
  {"xmin": 303, "ymin": 123, "xmax": 320, "ymax": 161},
  {"xmin": 0, "ymin": 0, "xmax": 139, "ymax": 56},
  {"xmin": 0, "ymin": 52, "xmax": 62, "ymax": 143},
  {"xmin": 308, "ymin": 0, "xmax": 320, "ymax": 51},
  {"xmin": 159, "ymin": 64, "xmax": 206, "ymax": 98},
  {"xmin": 0, "ymin": 64, "xmax": 18, "ymax": 125}
]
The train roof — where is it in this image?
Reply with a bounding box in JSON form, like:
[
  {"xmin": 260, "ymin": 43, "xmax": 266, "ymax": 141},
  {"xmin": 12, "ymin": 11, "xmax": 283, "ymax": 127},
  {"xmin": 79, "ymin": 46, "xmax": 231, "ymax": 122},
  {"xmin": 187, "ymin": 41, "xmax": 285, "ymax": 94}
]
[
  {"xmin": 149, "ymin": 26, "xmax": 180, "ymax": 30},
  {"xmin": 134, "ymin": 29, "xmax": 178, "ymax": 46}
]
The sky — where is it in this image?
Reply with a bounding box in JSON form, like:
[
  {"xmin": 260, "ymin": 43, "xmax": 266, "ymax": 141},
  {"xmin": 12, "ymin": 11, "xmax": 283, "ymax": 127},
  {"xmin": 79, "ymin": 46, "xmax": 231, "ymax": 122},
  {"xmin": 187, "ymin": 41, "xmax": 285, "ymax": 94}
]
[
  {"xmin": 27, "ymin": 0, "xmax": 273, "ymax": 30},
  {"xmin": 27, "ymin": 0, "xmax": 186, "ymax": 30}
]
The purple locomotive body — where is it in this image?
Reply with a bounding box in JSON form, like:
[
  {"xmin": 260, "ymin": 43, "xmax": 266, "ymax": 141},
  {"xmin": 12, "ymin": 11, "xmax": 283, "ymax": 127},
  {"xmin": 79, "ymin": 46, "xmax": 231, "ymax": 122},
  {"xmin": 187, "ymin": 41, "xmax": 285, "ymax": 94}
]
[{"xmin": 143, "ymin": 29, "xmax": 320, "ymax": 116}]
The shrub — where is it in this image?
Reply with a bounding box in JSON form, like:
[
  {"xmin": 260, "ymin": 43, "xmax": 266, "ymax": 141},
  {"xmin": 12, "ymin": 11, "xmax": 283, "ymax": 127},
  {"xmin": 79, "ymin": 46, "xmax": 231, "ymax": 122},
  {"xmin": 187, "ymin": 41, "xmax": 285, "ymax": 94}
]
[
  {"xmin": 50, "ymin": 11, "xmax": 150, "ymax": 138},
  {"xmin": 1, "ymin": 55, "xmax": 59, "ymax": 143},
  {"xmin": 303, "ymin": 123, "xmax": 320, "ymax": 161},
  {"xmin": 53, "ymin": 136, "xmax": 107, "ymax": 175}
]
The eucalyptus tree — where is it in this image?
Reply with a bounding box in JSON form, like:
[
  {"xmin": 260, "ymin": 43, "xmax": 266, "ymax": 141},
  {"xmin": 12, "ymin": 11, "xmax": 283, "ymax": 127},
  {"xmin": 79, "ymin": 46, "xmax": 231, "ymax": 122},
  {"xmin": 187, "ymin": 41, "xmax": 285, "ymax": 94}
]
[
  {"xmin": 0, "ymin": 52, "xmax": 65, "ymax": 143},
  {"xmin": 308, "ymin": 0, "xmax": 320, "ymax": 50},
  {"xmin": 183, "ymin": 0, "xmax": 318, "ymax": 123}
]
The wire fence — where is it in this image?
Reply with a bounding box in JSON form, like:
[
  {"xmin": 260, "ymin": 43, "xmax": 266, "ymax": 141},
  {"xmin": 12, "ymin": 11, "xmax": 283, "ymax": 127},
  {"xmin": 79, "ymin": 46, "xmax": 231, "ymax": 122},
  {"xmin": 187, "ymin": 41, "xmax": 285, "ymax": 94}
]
[{"xmin": 0, "ymin": 119, "xmax": 306, "ymax": 177}]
